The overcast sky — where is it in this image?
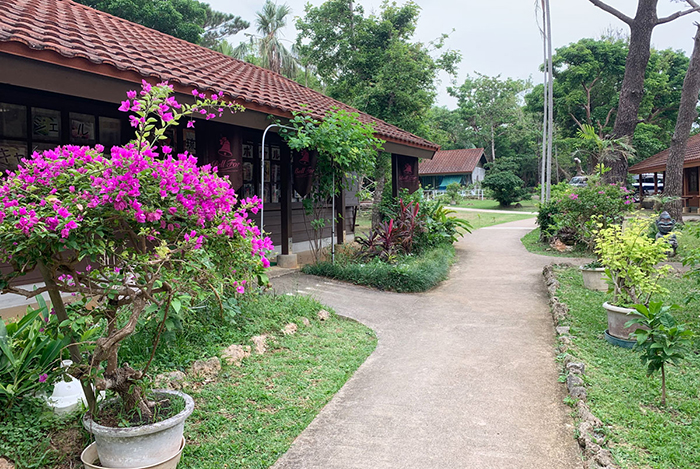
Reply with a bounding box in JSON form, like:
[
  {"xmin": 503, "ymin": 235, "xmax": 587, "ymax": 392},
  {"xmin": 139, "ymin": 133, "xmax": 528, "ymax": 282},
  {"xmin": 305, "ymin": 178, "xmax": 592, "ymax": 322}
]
[{"xmin": 207, "ymin": 0, "xmax": 700, "ymax": 109}]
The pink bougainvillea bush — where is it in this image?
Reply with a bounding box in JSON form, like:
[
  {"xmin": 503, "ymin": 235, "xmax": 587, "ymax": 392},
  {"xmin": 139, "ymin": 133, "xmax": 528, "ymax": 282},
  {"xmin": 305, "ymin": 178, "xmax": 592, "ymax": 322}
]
[{"xmin": 0, "ymin": 82, "xmax": 272, "ymax": 418}]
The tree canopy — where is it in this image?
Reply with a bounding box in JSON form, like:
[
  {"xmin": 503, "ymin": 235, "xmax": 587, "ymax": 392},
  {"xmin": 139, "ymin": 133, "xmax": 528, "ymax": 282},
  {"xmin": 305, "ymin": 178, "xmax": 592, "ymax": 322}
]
[
  {"xmin": 76, "ymin": 0, "xmax": 248, "ymax": 47},
  {"xmin": 295, "ymin": 0, "xmax": 460, "ymax": 135}
]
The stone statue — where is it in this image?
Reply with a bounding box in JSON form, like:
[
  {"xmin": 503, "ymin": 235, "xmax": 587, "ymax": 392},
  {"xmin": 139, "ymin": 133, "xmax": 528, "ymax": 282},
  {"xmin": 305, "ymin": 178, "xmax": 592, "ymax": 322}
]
[{"xmin": 656, "ymin": 211, "xmax": 678, "ymax": 256}]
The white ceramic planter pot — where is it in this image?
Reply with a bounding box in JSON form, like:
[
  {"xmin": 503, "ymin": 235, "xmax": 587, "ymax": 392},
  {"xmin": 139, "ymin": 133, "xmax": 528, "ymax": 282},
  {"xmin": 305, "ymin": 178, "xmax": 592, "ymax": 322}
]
[
  {"xmin": 603, "ymin": 302, "xmax": 646, "ymax": 340},
  {"xmin": 82, "ymin": 390, "xmax": 194, "ymax": 469},
  {"xmin": 580, "ymin": 266, "xmax": 607, "ymax": 291}
]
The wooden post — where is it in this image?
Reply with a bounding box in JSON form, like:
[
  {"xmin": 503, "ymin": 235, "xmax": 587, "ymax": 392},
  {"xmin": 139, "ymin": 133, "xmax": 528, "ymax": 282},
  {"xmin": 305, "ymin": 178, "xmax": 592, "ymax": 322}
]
[
  {"xmin": 639, "ymin": 175, "xmax": 644, "ymax": 202},
  {"xmin": 336, "ymin": 186, "xmax": 345, "ymax": 245},
  {"xmin": 280, "ymin": 147, "xmax": 292, "ymax": 255},
  {"xmin": 654, "ymin": 172, "xmax": 659, "ymax": 194}
]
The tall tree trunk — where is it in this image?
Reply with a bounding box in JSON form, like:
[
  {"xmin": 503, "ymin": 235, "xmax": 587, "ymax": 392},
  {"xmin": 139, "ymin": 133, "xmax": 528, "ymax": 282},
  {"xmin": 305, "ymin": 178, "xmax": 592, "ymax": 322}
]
[
  {"xmin": 607, "ymin": 0, "xmax": 658, "ymax": 183},
  {"xmin": 664, "ymin": 24, "xmax": 700, "ymax": 221},
  {"xmin": 490, "ymin": 124, "xmax": 496, "ymax": 162}
]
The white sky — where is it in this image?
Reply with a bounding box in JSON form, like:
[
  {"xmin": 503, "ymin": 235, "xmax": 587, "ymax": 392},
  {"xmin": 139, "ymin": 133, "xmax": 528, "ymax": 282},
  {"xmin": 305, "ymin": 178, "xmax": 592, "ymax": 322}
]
[{"xmin": 207, "ymin": 0, "xmax": 700, "ymax": 109}]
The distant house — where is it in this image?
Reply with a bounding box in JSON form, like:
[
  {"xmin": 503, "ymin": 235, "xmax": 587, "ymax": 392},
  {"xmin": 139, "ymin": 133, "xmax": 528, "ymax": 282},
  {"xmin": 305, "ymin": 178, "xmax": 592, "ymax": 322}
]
[
  {"xmin": 418, "ymin": 148, "xmax": 487, "ymax": 190},
  {"xmin": 629, "ymin": 133, "xmax": 700, "ymax": 208}
]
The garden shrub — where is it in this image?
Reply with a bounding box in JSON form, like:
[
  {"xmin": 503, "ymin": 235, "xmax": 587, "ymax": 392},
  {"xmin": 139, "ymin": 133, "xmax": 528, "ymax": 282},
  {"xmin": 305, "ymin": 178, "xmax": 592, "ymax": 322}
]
[
  {"xmin": 303, "ymin": 243, "xmax": 456, "ymax": 293},
  {"xmin": 551, "ymin": 182, "xmax": 634, "ymax": 249},
  {"xmin": 481, "ymin": 158, "xmax": 527, "ymax": 207}
]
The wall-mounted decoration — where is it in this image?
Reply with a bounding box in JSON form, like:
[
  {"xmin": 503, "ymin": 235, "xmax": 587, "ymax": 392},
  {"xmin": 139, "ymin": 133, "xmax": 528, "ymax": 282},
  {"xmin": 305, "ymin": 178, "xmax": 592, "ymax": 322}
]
[
  {"xmin": 271, "ymin": 184, "xmax": 280, "ymax": 203},
  {"xmin": 271, "ymin": 145, "xmax": 280, "ymax": 160},
  {"xmin": 69, "ymin": 112, "xmax": 95, "ymax": 144},
  {"xmin": 264, "ymin": 183, "xmax": 270, "ymax": 203},
  {"xmin": 162, "ymin": 128, "xmax": 177, "ymax": 150},
  {"xmin": 183, "ymin": 129, "xmax": 196, "ymax": 155},
  {"xmin": 292, "ymin": 148, "xmax": 317, "ymax": 198},
  {"xmin": 32, "ymin": 142, "xmax": 58, "ymax": 154},
  {"xmin": 243, "ymin": 183, "xmax": 254, "ymax": 198},
  {"xmin": 242, "ymin": 143, "xmax": 254, "ymax": 159},
  {"xmin": 217, "ymin": 135, "xmax": 243, "ymax": 189},
  {"xmin": 264, "ymin": 160, "xmax": 270, "ymax": 182},
  {"xmin": 396, "ymin": 155, "xmax": 419, "ymax": 193},
  {"xmin": 0, "ymin": 103, "xmax": 27, "ymax": 139},
  {"xmin": 243, "ymin": 161, "xmax": 253, "ymax": 182},
  {"xmin": 31, "ymin": 108, "xmax": 61, "ymax": 142},
  {"xmin": 271, "ymin": 163, "xmax": 280, "ymax": 183},
  {"xmin": 99, "ymin": 117, "xmax": 121, "ymax": 148},
  {"xmin": 0, "ymin": 139, "xmax": 27, "ymax": 173}
]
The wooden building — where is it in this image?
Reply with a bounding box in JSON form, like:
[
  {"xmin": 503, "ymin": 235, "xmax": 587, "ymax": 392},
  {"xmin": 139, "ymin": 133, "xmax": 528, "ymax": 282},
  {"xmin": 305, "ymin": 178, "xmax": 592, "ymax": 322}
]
[
  {"xmin": 0, "ymin": 0, "xmax": 437, "ymax": 281},
  {"xmin": 418, "ymin": 148, "xmax": 486, "ymax": 191},
  {"xmin": 629, "ymin": 133, "xmax": 700, "ymax": 209}
]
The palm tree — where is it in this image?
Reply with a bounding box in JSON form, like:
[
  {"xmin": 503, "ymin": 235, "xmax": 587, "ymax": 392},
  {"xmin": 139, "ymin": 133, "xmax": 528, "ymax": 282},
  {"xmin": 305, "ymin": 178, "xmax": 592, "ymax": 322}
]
[
  {"xmin": 229, "ymin": 0, "xmax": 297, "ymax": 77},
  {"xmin": 575, "ymin": 124, "xmax": 635, "ymax": 172}
]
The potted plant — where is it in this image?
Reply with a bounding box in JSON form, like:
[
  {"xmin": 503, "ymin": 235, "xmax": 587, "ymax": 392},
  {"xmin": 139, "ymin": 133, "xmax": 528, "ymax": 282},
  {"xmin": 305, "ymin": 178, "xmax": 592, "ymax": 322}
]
[
  {"xmin": 579, "ymin": 259, "xmax": 607, "ymax": 291},
  {"xmin": 594, "ymin": 216, "xmax": 672, "ymax": 346},
  {"xmin": 0, "ymin": 82, "xmax": 273, "ymax": 468}
]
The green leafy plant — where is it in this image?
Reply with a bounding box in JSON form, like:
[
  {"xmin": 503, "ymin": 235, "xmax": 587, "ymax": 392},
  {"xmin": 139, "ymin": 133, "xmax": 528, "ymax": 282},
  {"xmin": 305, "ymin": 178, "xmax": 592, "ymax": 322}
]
[
  {"xmin": 0, "ymin": 82, "xmax": 271, "ymax": 421},
  {"xmin": 595, "ymin": 217, "xmax": 673, "ymax": 307},
  {"xmin": 0, "ymin": 298, "xmax": 70, "ymax": 410},
  {"xmin": 482, "ymin": 166, "xmax": 527, "ymax": 207},
  {"xmin": 445, "ymin": 182, "xmax": 463, "ymax": 204},
  {"xmin": 626, "ymin": 302, "xmax": 695, "ymax": 406},
  {"xmin": 553, "ymin": 182, "xmax": 634, "ymax": 249},
  {"xmin": 279, "ymin": 108, "xmax": 384, "ymax": 262}
]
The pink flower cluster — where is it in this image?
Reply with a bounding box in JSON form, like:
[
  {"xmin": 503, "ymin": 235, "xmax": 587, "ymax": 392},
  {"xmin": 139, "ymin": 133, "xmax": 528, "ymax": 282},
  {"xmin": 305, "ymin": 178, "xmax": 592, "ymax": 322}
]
[{"xmin": 0, "ymin": 81, "xmax": 271, "ymax": 275}]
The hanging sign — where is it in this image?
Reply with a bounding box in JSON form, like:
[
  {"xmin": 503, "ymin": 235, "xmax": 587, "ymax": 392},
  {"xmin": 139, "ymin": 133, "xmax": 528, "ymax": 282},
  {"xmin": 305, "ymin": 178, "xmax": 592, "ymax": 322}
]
[
  {"xmin": 217, "ymin": 135, "xmax": 243, "ymax": 190},
  {"xmin": 292, "ymin": 148, "xmax": 318, "ymax": 198},
  {"xmin": 397, "ymin": 155, "xmax": 419, "ymax": 193}
]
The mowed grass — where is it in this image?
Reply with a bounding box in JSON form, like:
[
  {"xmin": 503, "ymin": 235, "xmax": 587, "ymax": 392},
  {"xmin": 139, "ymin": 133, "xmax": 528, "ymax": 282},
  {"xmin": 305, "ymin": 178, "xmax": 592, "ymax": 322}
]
[
  {"xmin": 450, "ymin": 210, "xmax": 534, "ymax": 230},
  {"xmin": 520, "ymin": 227, "xmax": 593, "ymax": 259},
  {"xmin": 454, "ymin": 197, "xmax": 538, "ymax": 211},
  {"xmin": 0, "ymin": 295, "xmax": 376, "ymax": 469},
  {"xmin": 182, "ymin": 314, "xmax": 376, "ymax": 469},
  {"xmin": 553, "ymin": 266, "xmax": 700, "ymax": 469}
]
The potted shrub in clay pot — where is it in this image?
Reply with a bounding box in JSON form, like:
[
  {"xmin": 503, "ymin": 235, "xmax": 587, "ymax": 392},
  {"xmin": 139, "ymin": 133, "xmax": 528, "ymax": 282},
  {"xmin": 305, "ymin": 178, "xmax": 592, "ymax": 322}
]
[
  {"xmin": 594, "ymin": 216, "xmax": 673, "ymax": 347},
  {"xmin": 0, "ymin": 82, "xmax": 273, "ymax": 468},
  {"xmin": 579, "ymin": 260, "xmax": 607, "ymax": 291}
]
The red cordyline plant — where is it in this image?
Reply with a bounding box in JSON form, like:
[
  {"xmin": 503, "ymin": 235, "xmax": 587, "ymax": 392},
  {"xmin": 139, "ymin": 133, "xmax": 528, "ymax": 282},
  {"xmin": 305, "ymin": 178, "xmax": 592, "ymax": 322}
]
[
  {"xmin": 355, "ymin": 200, "xmax": 424, "ymax": 262},
  {"xmin": 0, "ymin": 81, "xmax": 273, "ymax": 419}
]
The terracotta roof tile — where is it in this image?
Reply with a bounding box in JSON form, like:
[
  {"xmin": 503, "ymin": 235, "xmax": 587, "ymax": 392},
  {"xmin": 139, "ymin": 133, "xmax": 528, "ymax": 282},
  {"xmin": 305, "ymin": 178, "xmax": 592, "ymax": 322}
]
[
  {"xmin": 0, "ymin": 0, "xmax": 438, "ymax": 151},
  {"xmin": 629, "ymin": 133, "xmax": 700, "ymax": 173},
  {"xmin": 419, "ymin": 149, "xmax": 485, "ymax": 175}
]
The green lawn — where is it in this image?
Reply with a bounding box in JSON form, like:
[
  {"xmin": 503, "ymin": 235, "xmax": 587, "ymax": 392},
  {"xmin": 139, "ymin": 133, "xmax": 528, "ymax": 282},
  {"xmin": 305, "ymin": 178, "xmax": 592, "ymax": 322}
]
[
  {"xmin": 0, "ymin": 295, "xmax": 376, "ymax": 469},
  {"xmin": 451, "ymin": 210, "xmax": 534, "ymax": 230},
  {"xmin": 553, "ymin": 266, "xmax": 700, "ymax": 469},
  {"xmin": 453, "ymin": 197, "xmax": 538, "ymax": 211},
  {"xmin": 521, "ymin": 227, "xmax": 593, "ymax": 259}
]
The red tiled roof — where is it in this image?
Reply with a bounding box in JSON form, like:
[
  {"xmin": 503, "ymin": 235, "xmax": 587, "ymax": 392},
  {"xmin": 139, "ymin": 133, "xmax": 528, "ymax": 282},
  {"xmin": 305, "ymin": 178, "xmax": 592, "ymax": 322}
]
[
  {"xmin": 419, "ymin": 148, "xmax": 485, "ymax": 175},
  {"xmin": 0, "ymin": 0, "xmax": 438, "ymax": 152},
  {"xmin": 630, "ymin": 133, "xmax": 700, "ymax": 173}
]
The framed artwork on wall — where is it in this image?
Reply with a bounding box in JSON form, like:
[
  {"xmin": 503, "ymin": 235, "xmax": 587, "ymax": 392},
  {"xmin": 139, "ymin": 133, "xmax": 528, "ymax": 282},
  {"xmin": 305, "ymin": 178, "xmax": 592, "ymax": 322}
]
[
  {"xmin": 99, "ymin": 117, "xmax": 122, "ymax": 148},
  {"xmin": 70, "ymin": 112, "xmax": 96, "ymax": 145},
  {"xmin": 0, "ymin": 103, "xmax": 27, "ymax": 139},
  {"xmin": 0, "ymin": 139, "xmax": 27, "ymax": 172},
  {"xmin": 31, "ymin": 108, "xmax": 61, "ymax": 142}
]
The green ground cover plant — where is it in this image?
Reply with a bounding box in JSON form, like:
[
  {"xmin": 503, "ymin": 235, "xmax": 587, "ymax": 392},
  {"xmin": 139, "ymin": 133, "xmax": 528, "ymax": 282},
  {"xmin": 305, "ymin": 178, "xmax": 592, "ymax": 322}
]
[
  {"xmin": 0, "ymin": 293, "xmax": 376, "ymax": 468},
  {"xmin": 521, "ymin": 228, "xmax": 593, "ymax": 258},
  {"xmin": 303, "ymin": 243, "xmax": 456, "ymax": 292},
  {"xmin": 455, "ymin": 198, "xmax": 538, "ymax": 211},
  {"xmin": 553, "ymin": 266, "xmax": 700, "ymax": 469}
]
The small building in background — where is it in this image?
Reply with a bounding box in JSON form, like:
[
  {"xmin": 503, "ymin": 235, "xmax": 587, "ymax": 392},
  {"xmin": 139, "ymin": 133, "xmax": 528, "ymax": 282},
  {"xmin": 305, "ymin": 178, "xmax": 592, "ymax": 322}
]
[
  {"xmin": 629, "ymin": 133, "xmax": 700, "ymax": 209},
  {"xmin": 418, "ymin": 148, "xmax": 487, "ymax": 191}
]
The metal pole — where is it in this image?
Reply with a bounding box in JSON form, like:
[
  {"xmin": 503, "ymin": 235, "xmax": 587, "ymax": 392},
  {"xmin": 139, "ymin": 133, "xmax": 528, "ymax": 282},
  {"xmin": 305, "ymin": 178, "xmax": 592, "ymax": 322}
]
[
  {"xmin": 331, "ymin": 174, "xmax": 335, "ymax": 263},
  {"xmin": 545, "ymin": 0, "xmax": 554, "ymax": 202},
  {"xmin": 540, "ymin": 0, "xmax": 548, "ymax": 202},
  {"xmin": 260, "ymin": 123, "xmax": 295, "ymax": 233}
]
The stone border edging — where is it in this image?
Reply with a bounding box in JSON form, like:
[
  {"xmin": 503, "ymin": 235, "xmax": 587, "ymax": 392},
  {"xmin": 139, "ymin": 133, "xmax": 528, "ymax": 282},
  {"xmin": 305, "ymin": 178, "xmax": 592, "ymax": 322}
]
[{"xmin": 542, "ymin": 263, "xmax": 619, "ymax": 469}]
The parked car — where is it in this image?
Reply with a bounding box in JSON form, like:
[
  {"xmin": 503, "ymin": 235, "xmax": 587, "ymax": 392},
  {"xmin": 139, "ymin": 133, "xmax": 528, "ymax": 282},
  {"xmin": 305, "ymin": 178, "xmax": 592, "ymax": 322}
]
[
  {"xmin": 569, "ymin": 176, "xmax": 588, "ymax": 187},
  {"xmin": 632, "ymin": 174, "xmax": 663, "ymax": 195}
]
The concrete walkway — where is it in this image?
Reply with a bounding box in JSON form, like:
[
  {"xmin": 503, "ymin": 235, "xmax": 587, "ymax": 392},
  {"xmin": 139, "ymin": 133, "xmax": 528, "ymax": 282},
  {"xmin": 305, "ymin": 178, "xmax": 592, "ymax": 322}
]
[{"xmin": 270, "ymin": 218, "xmax": 582, "ymax": 469}]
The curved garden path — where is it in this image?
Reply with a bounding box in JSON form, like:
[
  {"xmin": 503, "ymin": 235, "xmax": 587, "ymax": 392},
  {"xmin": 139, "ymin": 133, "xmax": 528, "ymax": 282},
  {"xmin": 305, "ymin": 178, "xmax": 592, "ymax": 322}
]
[{"xmin": 270, "ymin": 218, "xmax": 583, "ymax": 469}]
